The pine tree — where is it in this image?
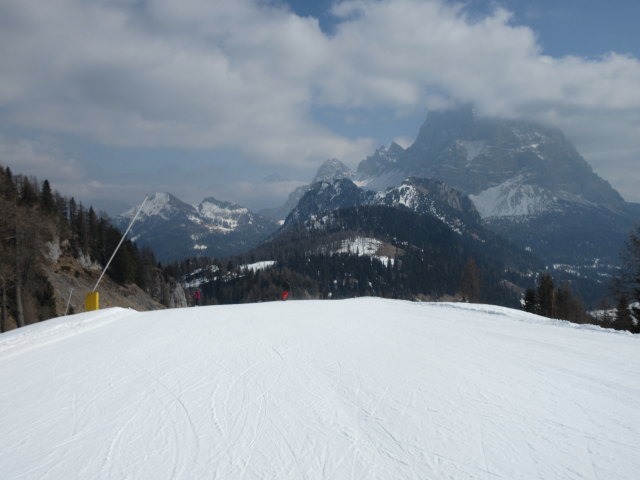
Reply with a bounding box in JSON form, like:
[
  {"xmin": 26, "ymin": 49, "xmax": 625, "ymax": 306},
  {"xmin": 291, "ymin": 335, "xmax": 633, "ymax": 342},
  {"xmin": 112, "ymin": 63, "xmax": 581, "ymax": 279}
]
[
  {"xmin": 523, "ymin": 287, "xmax": 536, "ymax": 313},
  {"xmin": 19, "ymin": 176, "xmax": 38, "ymax": 206},
  {"xmin": 459, "ymin": 257, "xmax": 481, "ymax": 302},
  {"xmin": 40, "ymin": 179, "xmax": 55, "ymax": 214},
  {"xmin": 554, "ymin": 282, "xmax": 573, "ymax": 321},
  {"xmin": 615, "ymin": 293, "xmax": 634, "ymax": 331},
  {"xmin": 616, "ymin": 225, "xmax": 640, "ymax": 332},
  {"xmin": 537, "ymin": 273, "xmax": 555, "ymax": 318}
]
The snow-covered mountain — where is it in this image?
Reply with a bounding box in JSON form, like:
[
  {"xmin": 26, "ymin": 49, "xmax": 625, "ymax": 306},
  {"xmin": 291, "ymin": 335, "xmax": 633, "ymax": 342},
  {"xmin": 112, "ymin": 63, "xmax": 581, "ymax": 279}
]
[
  {"xmin": 358, "ymin": 105, "xmax": 625, "ymax": 216},
  {"xmin": 355, "ymin": 106, "xmax": 639, "ymax": 271},
  {"xmin": 120, "ymin": 191, "xmax": 191, "ymax": 222},
  {"xmin": 311, "ymin": 157, "xmax": 355, "ymax": 183},
  {"xmin": 2, "ymin": 298, "xmax": 639, "ymax": 479},
  {"xmin": 116, "ymin": 192, "xmax": 278, "ymax": 262},
  {"xmin": 285, "ymin": 176, "xmax": 480, "ymax": 233}
]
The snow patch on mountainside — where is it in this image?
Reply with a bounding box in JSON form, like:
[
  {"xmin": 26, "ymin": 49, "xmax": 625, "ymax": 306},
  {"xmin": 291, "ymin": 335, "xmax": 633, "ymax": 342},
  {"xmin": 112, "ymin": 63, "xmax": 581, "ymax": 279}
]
[
  {"xmin": 356, "ymin": 169, "xmax": 406, "ymax": 191},
  {"xmin": 197, "ymin": 201, "xmax": 249, "ymax": 232},
  {"xmin": 458, "ymin": 140, "xmax": 487, "ymax": 164},
  {"xmin": 335, "ymin": 237, "xmax": 394, "ymax": 265},
  {"xmin": 198, "ymin": 201, "xmax": 248, "ymax": 221},
  {"xmin": 470, "ymin": 176, "xmax": 553, "ymax": 218},
  {"xmin": 241, "ymin": 261, "xmax": 277, "ymax": 272},
  {"xmin": 337, "ymin": 237, "xmax": 382, "ymax": 256}
]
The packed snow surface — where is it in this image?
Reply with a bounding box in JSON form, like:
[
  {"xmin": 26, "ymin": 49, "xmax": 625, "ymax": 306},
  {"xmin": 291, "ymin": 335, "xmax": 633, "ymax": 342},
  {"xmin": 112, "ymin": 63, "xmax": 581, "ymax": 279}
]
[{"xmin": 1, "ymin": 298, "xmax": 639, "ymax": 479}]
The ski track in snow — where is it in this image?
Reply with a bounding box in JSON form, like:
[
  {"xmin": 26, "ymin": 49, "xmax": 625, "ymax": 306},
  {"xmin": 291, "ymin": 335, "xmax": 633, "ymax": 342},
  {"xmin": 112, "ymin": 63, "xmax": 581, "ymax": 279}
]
[{"xmin": 0, "ymin": 298, "xmax": 639, "ymax": 479}]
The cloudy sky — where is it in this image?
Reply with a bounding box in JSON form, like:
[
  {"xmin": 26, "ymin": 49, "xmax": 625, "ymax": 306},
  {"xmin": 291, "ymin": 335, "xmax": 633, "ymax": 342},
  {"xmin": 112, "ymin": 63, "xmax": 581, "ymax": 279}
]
[{"xmin": 1, "ymin": 0, "xmax": 639, "ymax": 214}]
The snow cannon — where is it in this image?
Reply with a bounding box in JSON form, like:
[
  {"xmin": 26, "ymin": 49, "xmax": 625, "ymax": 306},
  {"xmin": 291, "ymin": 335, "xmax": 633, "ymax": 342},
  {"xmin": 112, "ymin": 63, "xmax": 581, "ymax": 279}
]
[
  {"xmin": 83, "ymin": 195, "xmax": 147, "ymax": 313},
  {"xmin": 85, "ymin": 292, "xmax": 99, "ymax": 311}
]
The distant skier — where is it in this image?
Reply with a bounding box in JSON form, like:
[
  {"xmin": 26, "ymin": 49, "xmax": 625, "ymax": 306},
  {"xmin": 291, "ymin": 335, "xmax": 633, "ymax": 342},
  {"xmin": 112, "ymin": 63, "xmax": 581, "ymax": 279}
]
[
  {"xmin": 281, "ymin": 281, "xmax": 290, "ymax": 301},
  {"xmin": 193, "ymin": 288, "xmax": 202, "ymax": 306}
]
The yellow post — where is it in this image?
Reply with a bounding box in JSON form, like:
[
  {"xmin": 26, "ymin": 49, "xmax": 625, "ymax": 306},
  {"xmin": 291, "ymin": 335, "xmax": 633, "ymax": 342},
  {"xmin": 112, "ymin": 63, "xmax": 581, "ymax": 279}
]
[{"xmin": 85, "ymin": 292, "xmax": 100, "ymax": 311}]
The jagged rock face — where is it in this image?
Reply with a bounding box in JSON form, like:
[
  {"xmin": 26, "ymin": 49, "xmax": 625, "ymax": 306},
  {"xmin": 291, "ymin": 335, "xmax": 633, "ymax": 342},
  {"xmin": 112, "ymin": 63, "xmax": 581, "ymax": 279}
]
[
  {"xmin": 285, "ymin": 178, "xmax": 370, "ymax": 225},
  {"xmin": 359, "ymin": 106, "xmax": 625, "ymax": 218},
  {"xmin": 356, "ymin": 143, "xmax": 406, "ymax": 192},
  {"xmin": 116, "ymin": 193, "xmax": 278, "ymax": 262},
  {"xmin": 357, "ymin": 142, "xmax": 404, "ymax": 177},
  {"xmin": 375, "ymin": 177, "xmax": 481, "ymax": 226}
]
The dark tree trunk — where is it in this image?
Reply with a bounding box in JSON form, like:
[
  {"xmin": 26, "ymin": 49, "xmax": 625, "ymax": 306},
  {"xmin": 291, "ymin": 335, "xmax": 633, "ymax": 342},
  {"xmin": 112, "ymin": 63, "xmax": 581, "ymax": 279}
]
[{"xmin": 15, "ymin": 278, "xmax": 25, "ymax": 328}]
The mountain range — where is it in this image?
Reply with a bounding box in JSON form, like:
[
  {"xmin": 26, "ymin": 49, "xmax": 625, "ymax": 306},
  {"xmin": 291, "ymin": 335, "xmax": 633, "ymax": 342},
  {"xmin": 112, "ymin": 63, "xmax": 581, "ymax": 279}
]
[
  {"xmin": 116, "ymin": 106, "xmax": 639, "ymax": 304},
  {"xmin": 115, "ymin": 193, "xmax": 279, "ymax": 263}
]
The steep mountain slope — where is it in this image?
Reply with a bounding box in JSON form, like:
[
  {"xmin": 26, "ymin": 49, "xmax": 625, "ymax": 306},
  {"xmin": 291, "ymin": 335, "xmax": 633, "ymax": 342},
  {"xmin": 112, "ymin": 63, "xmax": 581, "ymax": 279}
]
[
  {"xmin": 116, "ymin": 193, "xmax": 279, "ymax": 262},
  {"xmin": 355, "ymin": 142, "xmax": 406, "ymax": 190},
  {"xmin": 357, "ymin": 106, "xmax": 639, "ymax": 273},
  {"xmin": 46, "ymin": 252, "xmax": 185, "ymax": 316},
  {"xmin": 2, "ymin": 299, "xmax": 638, "ymax": 479}
]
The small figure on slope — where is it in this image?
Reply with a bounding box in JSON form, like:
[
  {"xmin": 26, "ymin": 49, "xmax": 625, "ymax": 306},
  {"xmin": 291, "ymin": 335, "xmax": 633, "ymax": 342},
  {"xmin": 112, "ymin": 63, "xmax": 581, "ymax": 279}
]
[
  {"xmin": 193, "ymin": 288, "xmax": 202, "ymax": 306},
  {"xmin": 281, "ymin": 280, "xmax": 290, "ymax": 301}
]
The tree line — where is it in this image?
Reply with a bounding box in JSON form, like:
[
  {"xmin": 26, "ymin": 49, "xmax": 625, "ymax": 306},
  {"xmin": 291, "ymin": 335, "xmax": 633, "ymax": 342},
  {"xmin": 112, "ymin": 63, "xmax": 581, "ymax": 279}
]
[
  {"xmin": 609, "ymin": 225, "xmax": 640, "ymax": 333},
  {"xmin": 522, "ymin": 273, "xmax": 590, "ymax": 324},
  {"xmin": 523, "ymin": 225, "xmax": 640, "ymax": 334}
]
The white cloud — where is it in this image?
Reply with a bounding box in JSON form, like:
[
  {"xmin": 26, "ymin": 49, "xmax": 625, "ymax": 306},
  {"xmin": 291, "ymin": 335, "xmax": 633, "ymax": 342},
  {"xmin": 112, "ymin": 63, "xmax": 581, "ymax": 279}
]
[
  {"xmin": 0, "ymin": 0, "xmax": 639, "ymax": 200},
  {"xmin": 320, "ymin": 0, "xmax": 640, "ymax": 199},
  {"xmin": 0, "ymin": 0, "xmax": 366, "ymax": 167},
  {"xmin": 0, "ymin": 135, "xmax": 87, "ymax": 182}
]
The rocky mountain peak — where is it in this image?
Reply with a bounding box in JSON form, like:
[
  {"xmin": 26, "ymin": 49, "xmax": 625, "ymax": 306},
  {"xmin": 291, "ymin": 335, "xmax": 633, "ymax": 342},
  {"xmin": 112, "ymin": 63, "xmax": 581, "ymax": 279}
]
[
  {"xmin": 358, "ymin": 106, "xmax": 625, "ymax": 218},
  {"xmin": 312, "ymin": 158, "xmax": 355, "ymax": 184},
  {"xmin": 121, "ymin": 192, "xmax": 193, "ymax": 221},
  {"xmin": 357, "ymin": 142, "xmax": 405, "ymax": 177}
]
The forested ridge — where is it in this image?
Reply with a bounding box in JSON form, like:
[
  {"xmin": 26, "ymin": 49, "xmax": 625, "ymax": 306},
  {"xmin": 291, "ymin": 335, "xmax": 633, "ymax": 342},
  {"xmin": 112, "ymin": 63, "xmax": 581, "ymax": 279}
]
[
  {"xmin": 169, "ymin": 205, "xmax": 533, "ymax": 307},
  {"xmin": 0, "ymin": 165, "xmax": 179, "ymax": 331}
]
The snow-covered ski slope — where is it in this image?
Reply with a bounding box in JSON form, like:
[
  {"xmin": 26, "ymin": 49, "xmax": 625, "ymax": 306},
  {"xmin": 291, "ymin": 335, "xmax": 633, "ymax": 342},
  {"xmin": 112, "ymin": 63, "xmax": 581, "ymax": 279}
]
[{"xmin": 1, "ymin": 298, "xmax": 638, "ymax": 479}]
